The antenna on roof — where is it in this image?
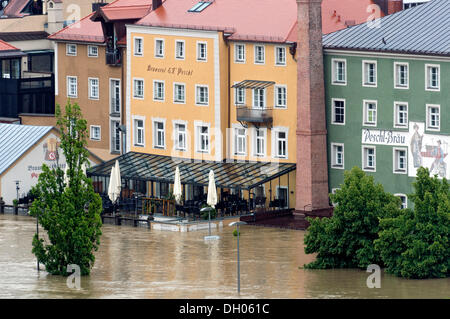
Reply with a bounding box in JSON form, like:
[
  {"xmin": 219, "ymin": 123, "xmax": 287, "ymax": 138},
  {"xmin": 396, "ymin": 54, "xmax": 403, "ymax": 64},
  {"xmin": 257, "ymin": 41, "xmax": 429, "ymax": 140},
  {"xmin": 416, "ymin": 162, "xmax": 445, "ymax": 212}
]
[{"xmin": 382, "ymin": 37, "xmax": 387, "ymax": 45}]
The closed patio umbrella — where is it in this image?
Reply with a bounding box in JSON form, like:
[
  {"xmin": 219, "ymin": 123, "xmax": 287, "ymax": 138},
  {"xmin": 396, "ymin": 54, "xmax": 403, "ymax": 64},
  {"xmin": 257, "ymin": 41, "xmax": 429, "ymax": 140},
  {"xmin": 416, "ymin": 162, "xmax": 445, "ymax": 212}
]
[
  {"xmin": 207, "ymin": 169, "xmax": 217, "ymax": 208},
  {"xmin": 108, "ymin": 165, "xmax": 118, "ymax": 217},
  {"xmin": 108, "ymin": 165, "xmax": 117, "ymax": 203},
  {"xmin": 114, "ymin": 160, "xmax": 121, "ymax": 199},
  {"xmin": 173, "ymin": 166, "xmax": 182, "ymax": 204}
]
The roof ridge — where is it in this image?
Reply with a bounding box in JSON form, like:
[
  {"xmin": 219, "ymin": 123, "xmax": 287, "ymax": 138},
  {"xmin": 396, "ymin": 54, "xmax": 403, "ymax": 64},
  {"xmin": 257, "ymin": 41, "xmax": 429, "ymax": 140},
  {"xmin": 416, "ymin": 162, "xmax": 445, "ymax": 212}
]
[{"xmin": 48, "ymin": 12, "xmax": 97, "ymax": 40}]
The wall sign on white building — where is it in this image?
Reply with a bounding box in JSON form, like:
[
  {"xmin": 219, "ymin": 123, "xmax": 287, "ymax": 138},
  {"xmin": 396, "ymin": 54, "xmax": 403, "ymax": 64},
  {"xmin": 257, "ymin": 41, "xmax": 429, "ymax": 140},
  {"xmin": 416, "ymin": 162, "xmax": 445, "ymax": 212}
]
[{"xmin": 362, "ymin": 129, "xmax": 408, "ymax": 146}]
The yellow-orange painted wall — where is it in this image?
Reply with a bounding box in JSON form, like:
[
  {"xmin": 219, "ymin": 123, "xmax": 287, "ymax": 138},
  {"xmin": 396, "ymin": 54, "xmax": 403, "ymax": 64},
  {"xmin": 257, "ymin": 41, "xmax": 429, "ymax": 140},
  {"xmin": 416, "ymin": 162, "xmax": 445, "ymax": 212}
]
[
  {"xmin": 55, "ymin": 42, "xmax": 125, "ymax": 154},
  {"xmin": 129, "ymin": 29, "xmax": 227, "ymax": 162},
  {"xmin": 229, "ymin": 42, "xmax": 297, "ymax": 164}
]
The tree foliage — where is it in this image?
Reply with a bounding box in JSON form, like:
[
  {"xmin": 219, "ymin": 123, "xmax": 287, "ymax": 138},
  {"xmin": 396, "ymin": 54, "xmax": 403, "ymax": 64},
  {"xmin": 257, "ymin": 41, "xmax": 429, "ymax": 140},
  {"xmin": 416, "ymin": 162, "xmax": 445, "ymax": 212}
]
[
  {"xmin": 304, "ymin": 166, "xmax": 401, "ymax": 269},
  {"xmin": 30, "ymin": 101, "xmax": 102, "ymax": 276},
  {"xmin": 375, "ymin": 167, "xmax": 450, "ymax": 278}
]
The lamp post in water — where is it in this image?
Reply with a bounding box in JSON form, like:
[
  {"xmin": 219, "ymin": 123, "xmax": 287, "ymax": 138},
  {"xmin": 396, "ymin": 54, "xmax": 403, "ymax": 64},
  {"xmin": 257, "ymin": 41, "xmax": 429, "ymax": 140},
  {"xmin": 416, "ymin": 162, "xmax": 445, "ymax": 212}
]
[
  {"xmin": 201, "ymin": 206, "xmax": 219, "ymax": 241},
  {"xmin": 229, "ymin": 221, "xmax": 247, "ymax": 294}
]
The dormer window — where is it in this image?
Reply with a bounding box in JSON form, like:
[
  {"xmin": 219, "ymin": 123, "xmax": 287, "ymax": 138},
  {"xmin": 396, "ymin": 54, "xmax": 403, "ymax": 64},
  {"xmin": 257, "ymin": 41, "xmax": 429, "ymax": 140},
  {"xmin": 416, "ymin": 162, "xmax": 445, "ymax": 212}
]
[{"xmin": 188, "ymin": 1, "xmax": 212, "ymax": 12}]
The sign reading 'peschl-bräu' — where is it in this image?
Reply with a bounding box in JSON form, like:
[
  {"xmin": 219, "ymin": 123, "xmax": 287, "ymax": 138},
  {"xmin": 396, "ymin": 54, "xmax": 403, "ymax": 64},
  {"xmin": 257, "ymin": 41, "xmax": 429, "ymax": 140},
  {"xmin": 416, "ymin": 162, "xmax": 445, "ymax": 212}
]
[
  {"xmin": 147, "ymin": 65, "xmax": 193, "ymax": 76},
  {"xmin": 362, "ymin": 129, "xmax": 408, "ymax": 146}
]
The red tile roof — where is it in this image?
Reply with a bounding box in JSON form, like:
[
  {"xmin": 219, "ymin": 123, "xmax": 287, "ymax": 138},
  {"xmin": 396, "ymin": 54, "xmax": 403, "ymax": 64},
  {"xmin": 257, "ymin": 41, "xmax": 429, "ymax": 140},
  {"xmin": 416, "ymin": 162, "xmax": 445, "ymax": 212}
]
[
  {"xmin": 322, "ymin": 0, "xmax": 385, "ymax": 34},
  {"xmin": 2, "ymin": 0, "xmax": 29, "ymax": 18},
  {"xmin": 92, "ymin": 5, "xmax": 152, "ymax": 21},
  {"xmin": 48, "ymin": 0, "xmax": 388, "ymax": 44},
  {"xmin": 48, "ymin": 13, "xmax": 105, "ymax": 43},
  {"xmin": 0, "ymin": 39, "xmax": 20, "ymax": 52},
  {"xmin": 137, "ymin": 0, "xmax": 386, "ymax": 42},
  {"xmin": 49, "ymin": 0, "xmax": 153, "ymax": 43}
]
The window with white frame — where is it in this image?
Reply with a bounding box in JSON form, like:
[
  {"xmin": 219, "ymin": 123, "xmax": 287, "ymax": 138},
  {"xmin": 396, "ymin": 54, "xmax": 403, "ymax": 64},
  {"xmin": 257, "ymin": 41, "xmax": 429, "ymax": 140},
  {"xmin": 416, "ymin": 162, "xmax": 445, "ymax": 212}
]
[
  {"xmin": 275, "ymin": 130, "xmax": 287, "ymax": 158},
  {"xmin": 235, "ymin": 86, "xmax": 245, "ymax": 105},
  {"xmin": 134, "ymin": 37, "xmax": 143, "ymax": 56},
  {"xmin": 111, "ymin": 120, "xmax": 121, "ymax": 153},
  {"xmin": 133, "ymin": 79, "xmax": 144, "ymax": 99},
  {"xmin": 362, "ymin": 146, "xmax": 376, "ymax": 171},
  {"xmin": 153, "ymin": 81, "xmax": 164, "ymax": 101},
  {"xmin": 395, "ymin": 194, "xmax": 408, "ymax": 209},
  {"xmin": 426, "ymin": 64, "xmax": 440, "ymax": 90},
  {"xmin": 153, "ymin": 121, "xmax": 165, "ymax": 148},
  {"xmin": 196, "ymin": 85, "xmax": 209, "ymax": 105},
  {"xmin": 88, "ymin": 45, "xmax": 98, "ymax": 57},
  {"xmin": 88, "ymin": 78, "xmax": 99, "ymax": 99},
  {"xmin": 197, "ymin": 42, "xmax": 207, "ymax": 61},
  {"xmin": 331, "ymin": 143, "xmax": 344, "ymax": 169},
  {"xmin": 275, "ymin": 46, "xmax": 286, "ymax": 65},
  {"xmin": 426, "ymin": 105, "xmax": 440, "ymax": 131},
  {"xmin": 197, "ymin": 125, "xmax": 209, "ymax": 152},
  {"xmin": 332, "ymin": 59, "xmax": 346, "ymax": 84},
  {"xmin": 134, "ymin": 119, "xmax": 144, "ymax": 146},
  {"xmin": 67, "ymin": 76, "xmax": 77, "ymax": 97},
  {"xmin": 110, "ymin": 79, "xmax": 121, "ymax": 113},
  {"xmin": 234, "ymin": 127, "xmax": 246, "ymax": 155},
  {"xmin": 393, "ymin": 148, "xmax": 407, "ymax": 174},
  {"xmin": 235, "ymin": 43, "xmax": 245, "ymax": 62},
  {"xmin": 275, "ymin": 86, "xmax": 287, "ymax": 108},
  {"xmin": 254, "ymin": 128, "xmax": 265, "ymax": 157},
  {"xmin": 363, "ymin": 61, "xmax": 377, "ymax": 86},
  {"xmin": 253, "ymin": 88, "xmax": 265, "ymax": 109},
  {"xmin": 332, "ymin": 99, "xmax": 345, "ymax": 124},
  {"xmin": 155, "ymin": 39, "xmax": 164, "ymax": 57},
  {"xmin": 254, "ymin": 45, "xmax": 265, "ymax": 64},
  {"xmin": 175, "ymin": 40, "xmax": 185, "ymax": 59},
  {"xmin": 394, "ymin": 62, "xmax": 409, "ymax": 88},
  {"xmin": 363, "ymin": 100, "xmax": 377, "ymax": 126},
  {"xmin": 90, "ymin": 125, "xmax": 101, "ymax": 141},
  {"xmin": 66, "ymin": 44, "xmax": 77, "ymax": 56},
  {"xmin": 174, "ymin": 123, "xmax": 187, "ymax": 151},
  {"xmin": 174, "ymin": 83, "xmax": 185, "ymax": 103},
  {"xmin": 394, "ymin": 102, "xmax": 408, "ymax": 128}
]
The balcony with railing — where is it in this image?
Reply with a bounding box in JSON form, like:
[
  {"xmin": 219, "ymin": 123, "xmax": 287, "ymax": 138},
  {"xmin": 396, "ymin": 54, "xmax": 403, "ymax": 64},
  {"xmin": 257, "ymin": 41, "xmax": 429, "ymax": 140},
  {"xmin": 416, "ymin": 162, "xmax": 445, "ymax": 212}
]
[
  {"xmin": 236, "ymin": 106, "xmax": 273, "ymax": 125},
  {"xmin": 106, "ymin": 49, "xmax": 121, "ymax": 66}
]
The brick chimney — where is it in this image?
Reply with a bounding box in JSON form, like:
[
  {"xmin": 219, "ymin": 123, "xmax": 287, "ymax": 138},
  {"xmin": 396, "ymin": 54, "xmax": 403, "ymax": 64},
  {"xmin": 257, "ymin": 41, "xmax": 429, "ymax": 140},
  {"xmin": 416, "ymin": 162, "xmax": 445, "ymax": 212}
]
[
  {"xmin": 373, "ymin": 0, "xmax": 404, "ymax": 15},
  {"xmin": 295, "ymin": 0, "xmax": 332, "ymax": 215},
  {"xmin": 387, "ymin": 0, "xmax": 403, "ymax": 14},
  {"xmin": 152, "ymin": 0, "xmax": 163, "ymax": 10}
]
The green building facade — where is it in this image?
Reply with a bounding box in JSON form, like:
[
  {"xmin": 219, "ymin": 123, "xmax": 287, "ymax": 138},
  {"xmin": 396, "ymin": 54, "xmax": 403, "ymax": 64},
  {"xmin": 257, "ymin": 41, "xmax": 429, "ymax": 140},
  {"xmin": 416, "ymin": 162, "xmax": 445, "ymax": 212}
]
[{"xmin": 322, "ymin": 0, "xmax": 449, "ymax": 208}]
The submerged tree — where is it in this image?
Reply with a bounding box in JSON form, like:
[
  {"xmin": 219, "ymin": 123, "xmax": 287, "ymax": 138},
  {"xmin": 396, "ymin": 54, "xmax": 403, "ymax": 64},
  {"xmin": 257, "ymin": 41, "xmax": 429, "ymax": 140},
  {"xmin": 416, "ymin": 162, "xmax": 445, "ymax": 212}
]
[
  {"xmin": 304, "ymin": 166, "xmax": 401, "ymax": 269},
  {"xmin": 30, "ymin": 101, "xmax": 102, "ymax": 276},
  {"xmin": 375, "ymin": 167, "xmax": 450, "ymax": 279}
]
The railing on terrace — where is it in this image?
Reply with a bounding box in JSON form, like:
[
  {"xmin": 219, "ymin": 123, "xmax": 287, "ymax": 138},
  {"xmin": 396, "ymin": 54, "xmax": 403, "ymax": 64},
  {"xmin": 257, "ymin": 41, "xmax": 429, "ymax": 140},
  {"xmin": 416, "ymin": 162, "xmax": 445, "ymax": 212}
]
[
  {"xmin": 106, "ymin": 49, "xmax": 122, "ymax": 66},
  {"xmin": 236, "ymin": 106, "xmax": 273, "ymax": 124}
]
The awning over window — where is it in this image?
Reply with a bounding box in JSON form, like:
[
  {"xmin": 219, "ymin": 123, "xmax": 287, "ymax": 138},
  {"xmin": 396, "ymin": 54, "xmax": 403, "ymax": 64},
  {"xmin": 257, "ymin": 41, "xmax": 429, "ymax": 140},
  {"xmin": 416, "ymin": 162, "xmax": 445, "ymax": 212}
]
[
  {"xmin": 87, "ymin": 152, "xmax": 296, "ymax": 190},
  {"xmin": 231, "ymin": 80, "xmax": 275, "ymax": 90}
]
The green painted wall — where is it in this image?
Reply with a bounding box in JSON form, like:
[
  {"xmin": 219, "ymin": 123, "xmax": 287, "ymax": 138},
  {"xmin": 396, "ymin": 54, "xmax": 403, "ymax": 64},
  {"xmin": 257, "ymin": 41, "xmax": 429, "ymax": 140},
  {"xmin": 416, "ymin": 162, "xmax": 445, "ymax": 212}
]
[{"xmin": 324, "ymin": 51, "xmax": 450, "ymax": 207}]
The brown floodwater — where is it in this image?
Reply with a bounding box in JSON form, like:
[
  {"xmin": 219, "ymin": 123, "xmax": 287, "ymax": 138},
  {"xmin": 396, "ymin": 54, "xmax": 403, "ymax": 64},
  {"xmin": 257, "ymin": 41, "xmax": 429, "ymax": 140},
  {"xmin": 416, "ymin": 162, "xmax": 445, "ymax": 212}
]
[{"xmin": 0, "ymin": 214, "xmax": 448, "ymax": 299}]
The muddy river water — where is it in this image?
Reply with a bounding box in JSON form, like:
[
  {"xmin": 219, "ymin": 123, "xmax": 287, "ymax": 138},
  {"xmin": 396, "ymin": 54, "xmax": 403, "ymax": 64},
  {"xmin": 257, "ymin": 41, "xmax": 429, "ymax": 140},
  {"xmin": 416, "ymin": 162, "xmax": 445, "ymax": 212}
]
[{"xmin": 0, "ymin": 215, "xmax": 448, "ymax": 298}]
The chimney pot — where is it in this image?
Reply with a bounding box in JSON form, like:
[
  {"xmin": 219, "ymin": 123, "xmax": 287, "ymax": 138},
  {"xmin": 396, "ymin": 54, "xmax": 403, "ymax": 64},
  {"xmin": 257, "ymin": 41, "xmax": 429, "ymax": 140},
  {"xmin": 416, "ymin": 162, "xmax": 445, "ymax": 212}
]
[{"xmin": 152, "ymin": 0, "xmax": 163, "ymax": 10}]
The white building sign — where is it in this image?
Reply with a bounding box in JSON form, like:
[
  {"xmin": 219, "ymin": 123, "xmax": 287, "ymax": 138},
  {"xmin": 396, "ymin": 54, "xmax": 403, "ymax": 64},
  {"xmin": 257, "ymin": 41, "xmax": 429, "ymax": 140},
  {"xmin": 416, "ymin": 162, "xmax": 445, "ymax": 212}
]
[{"xmin": 362, "ymin": 129, "xmax": 408, "ymax": 146}]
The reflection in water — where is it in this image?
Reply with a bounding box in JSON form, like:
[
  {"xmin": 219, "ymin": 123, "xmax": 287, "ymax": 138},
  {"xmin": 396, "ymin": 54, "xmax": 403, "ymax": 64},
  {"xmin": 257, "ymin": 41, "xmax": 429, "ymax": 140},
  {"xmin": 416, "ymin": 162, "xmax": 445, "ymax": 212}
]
[{"xmin": 0, "ymin": 215, "xmax": 448, "ymax": 298}]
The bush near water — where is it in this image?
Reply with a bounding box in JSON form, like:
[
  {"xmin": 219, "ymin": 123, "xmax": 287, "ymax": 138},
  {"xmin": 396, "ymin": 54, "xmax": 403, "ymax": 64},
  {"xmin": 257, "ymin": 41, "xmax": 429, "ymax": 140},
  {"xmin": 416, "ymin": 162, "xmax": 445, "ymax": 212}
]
[
  {"xmin": 303, "ymin": 167, "xmax": 400, "ymax": 269},
  {"xmin": 304, "ymin": 166, "xmax": 450, "ymax": 279},
  {"xmin": 375, "ymin": 167, "xmax": 450, "ymax": 279}
]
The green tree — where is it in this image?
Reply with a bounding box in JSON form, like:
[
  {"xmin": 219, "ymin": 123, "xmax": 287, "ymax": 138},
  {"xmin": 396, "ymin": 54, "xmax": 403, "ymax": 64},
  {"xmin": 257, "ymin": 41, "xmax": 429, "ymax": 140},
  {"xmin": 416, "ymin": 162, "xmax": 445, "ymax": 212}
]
[
  {"xmin": 304, "ymin": 166, "xmax": 401, "ymax": 269},
  {"xmin": 30, "ymin": 101, "xmax": 102, "ymax": 276},
  {"xmin": 375, "ymin": 167, "xmax": 450, "ymax": 278}
]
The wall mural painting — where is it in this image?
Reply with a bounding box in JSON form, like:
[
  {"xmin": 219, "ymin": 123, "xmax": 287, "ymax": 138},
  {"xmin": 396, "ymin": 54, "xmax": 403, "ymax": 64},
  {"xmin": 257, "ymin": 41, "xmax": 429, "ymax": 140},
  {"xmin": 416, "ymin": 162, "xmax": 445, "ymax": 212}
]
[
  {"xmin": 408, "ymin": 122, "xmax": 449, "ymax": 179},
  {"xmin": 361, "ymin": 122, "xmax": 449, "ymax": 179}
]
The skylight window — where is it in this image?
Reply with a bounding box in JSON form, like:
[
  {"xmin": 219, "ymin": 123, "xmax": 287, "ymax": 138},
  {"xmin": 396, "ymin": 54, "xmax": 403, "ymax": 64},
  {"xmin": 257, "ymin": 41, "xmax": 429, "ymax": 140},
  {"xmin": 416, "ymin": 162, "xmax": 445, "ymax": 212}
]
[{"xmin": 188, "ymin": 1, "xmax": 212, "ymax": 12}]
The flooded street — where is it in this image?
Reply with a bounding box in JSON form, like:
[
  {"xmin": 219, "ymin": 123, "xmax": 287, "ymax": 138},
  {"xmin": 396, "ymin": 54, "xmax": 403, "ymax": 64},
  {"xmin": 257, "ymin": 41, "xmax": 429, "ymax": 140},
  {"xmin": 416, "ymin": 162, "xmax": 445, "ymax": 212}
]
[{"xmin": 0, "ymin": 214, "xmax": 448, "ymax": 299}]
